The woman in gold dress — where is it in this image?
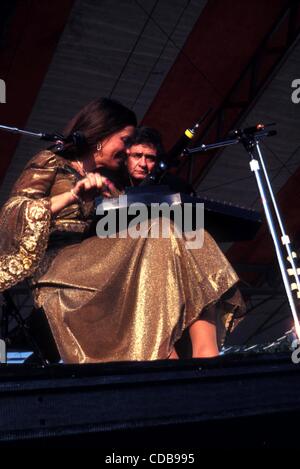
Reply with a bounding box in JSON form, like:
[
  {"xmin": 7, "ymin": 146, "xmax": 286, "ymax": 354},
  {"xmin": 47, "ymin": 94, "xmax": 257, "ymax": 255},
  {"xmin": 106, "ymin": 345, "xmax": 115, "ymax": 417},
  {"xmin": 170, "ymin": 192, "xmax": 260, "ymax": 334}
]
[{"xmin": 0, "ymin": 98, "xmax": 244, "ymax": 363}]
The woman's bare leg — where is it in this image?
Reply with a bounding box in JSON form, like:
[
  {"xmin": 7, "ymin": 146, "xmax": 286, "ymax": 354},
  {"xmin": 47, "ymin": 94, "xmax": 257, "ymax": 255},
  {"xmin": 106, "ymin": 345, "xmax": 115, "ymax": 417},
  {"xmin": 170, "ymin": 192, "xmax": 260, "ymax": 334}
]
[{"xmin": 189, "ymin": 319, "xmax": 219, "ymax": 358}]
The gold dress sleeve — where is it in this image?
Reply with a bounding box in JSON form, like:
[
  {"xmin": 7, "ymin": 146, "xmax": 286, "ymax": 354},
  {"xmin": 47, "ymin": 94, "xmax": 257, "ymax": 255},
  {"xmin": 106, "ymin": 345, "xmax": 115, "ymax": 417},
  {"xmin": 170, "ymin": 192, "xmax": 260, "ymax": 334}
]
[{"xmin": 0, "ymin": 151, "xmax": 57, "ymax": 291}]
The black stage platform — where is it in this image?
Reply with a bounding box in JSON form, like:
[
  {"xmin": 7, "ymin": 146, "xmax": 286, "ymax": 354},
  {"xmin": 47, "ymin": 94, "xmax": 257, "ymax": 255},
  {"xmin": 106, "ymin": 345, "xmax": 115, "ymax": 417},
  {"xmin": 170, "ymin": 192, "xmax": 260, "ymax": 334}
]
[{"xmin": 0, "ymin": 352, "xmax": 300, "ymax": 448}]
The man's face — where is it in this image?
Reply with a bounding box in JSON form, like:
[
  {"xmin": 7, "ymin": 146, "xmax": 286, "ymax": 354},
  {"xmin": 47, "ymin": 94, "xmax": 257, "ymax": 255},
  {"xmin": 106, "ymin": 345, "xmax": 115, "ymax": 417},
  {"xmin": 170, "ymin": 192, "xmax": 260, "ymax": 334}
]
[{"xmin": 126, "ymin": 143, "xmax": 157, "ymax": 182}]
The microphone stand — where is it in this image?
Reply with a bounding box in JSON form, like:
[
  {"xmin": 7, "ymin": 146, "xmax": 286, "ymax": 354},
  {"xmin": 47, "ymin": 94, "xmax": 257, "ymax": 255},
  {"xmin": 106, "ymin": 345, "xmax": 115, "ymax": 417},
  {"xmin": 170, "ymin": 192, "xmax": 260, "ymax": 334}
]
[
  {"xmin": 140, "ymin": 109, "xmax": 212, "ymax": 186},
  {"xmin": 189, "ymin": 125, "xmax": 300, "ymax": 339},
  {"xmin": 0, "ymin": 124, "xmax": 65, "ymax": 144}
]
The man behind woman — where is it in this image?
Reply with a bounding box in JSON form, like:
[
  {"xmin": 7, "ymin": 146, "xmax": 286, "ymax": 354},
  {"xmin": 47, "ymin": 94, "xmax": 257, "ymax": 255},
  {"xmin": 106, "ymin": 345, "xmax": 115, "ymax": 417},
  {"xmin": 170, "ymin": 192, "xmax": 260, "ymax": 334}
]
[{"xmin": 0, "ymin": 98, "xmax": 244, "ymax": 363}]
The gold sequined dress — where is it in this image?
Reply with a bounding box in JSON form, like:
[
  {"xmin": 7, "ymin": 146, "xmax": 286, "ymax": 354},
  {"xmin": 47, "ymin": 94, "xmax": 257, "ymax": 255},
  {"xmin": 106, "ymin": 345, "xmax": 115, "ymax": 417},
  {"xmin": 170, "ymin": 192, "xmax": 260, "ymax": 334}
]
[{"xmin": 0, "ymin": 150, "xmax": 244, "ymax": 363}]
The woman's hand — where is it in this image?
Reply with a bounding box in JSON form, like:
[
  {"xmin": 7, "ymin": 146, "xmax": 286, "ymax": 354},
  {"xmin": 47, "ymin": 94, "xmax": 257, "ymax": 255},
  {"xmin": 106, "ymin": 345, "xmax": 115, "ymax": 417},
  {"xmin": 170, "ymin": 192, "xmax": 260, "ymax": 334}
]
[
  {"xmin": 50, "ymin": 173, "xmax": 119, "ymax": 215},
  {"xmin": 71, "ymin": 172, "xmax": 119, "ymax": 201},
  {"xmin": 71, "ymin": 172, "xmax": 105, "ymax": 202}
]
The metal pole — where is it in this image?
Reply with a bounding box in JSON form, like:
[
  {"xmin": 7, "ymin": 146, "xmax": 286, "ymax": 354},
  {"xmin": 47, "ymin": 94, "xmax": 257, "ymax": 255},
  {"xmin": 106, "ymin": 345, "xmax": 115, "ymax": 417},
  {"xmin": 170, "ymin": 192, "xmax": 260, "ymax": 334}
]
[
  {"xmin": 245, "ymin": 140, "xmax": 300, "ymax": 339},
  {"xmin": 188, "ymin": 125, "xmax": 300, "ymax": 338},
  {"xmin": 255, "ymin": 141, "xmax": 300, "ymax": 297}
]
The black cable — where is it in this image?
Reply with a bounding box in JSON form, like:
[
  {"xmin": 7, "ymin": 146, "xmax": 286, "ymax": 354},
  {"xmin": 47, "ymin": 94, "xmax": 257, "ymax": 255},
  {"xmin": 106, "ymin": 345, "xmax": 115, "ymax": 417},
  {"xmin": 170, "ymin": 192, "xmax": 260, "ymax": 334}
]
[
  {"xmin": 109, "ymin": 0, "xmax": 160, "ymax": 99},
  {"xmin": 261, "ymin": 139, "xmax": 297, "ymax": 177},
  {"xmin": 131, "ymin": 0, "xmax": 191, "ymax": 110},
  {"xmin": 134, "ymin": 0, "xmax": 223, "ymax": 99},
  {"xmin": 196, "ymin": 160, "xmax": 299, "ymax": 195}
]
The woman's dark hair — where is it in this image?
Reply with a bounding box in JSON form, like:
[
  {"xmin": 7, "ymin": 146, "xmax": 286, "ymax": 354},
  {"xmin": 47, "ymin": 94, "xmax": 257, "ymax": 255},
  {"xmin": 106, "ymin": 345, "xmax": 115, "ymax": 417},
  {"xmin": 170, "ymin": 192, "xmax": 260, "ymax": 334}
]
[
  {"xmin": 57, "ymin": 97, "xmax": 137, "ymax": 160},
  {"xmin": 127, "ymin": 126, "xmax": 165, "ymax": 158}
]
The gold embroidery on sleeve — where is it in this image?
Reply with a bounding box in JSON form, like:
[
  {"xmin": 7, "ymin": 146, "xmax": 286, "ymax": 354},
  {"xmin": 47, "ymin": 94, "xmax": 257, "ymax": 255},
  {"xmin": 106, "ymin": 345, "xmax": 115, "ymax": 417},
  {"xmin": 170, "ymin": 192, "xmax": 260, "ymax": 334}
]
[{"xmin": 0, "ymin": 198, "xmax": 51, "ymax": 291}]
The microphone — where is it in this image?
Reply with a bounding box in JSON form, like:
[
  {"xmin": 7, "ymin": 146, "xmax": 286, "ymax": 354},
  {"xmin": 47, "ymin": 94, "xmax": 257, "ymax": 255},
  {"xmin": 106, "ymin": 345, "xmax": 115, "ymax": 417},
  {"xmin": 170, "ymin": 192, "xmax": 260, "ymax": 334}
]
[
  {"xmin": 138, "ymin": 122, "xmax": 199, "ymax": 186},
  {"xmin": 48, "ymin": 131, "xmax": 87, "ymax": 153},
  {"xmin": 140, "ymin": 109, "xmax": 212, "ymax": 186},
  {"xmin": 166, "ymin": 108, "xmax": 212, "ymax": 164},
  {"xmin": 166, "ymin": 121, "xmax": 200, "ymax": 163}
]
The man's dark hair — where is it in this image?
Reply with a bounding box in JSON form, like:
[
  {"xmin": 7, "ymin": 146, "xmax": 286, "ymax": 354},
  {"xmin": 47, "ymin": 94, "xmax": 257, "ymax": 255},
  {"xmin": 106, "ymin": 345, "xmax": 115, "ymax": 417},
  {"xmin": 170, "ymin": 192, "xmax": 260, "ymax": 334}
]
[{"xmin": 127, "ymin": 126, "xmax": 165, "ymax": 158}]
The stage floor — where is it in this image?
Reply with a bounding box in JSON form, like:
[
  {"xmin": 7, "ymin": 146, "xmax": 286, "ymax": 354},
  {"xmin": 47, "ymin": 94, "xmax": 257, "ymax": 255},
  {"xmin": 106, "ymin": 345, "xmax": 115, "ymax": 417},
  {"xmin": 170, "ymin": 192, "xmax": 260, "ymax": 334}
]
[{"xmin": 0, "ymin": 351, "xmax": 300, "ymax": 448}]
